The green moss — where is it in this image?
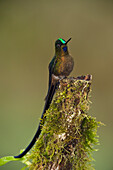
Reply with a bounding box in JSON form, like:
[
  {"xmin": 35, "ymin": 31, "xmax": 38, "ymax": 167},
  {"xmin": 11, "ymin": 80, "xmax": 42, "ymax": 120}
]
[{"xmin": 28, "ymin": 76, "xmax": 102, "ymax": 170}]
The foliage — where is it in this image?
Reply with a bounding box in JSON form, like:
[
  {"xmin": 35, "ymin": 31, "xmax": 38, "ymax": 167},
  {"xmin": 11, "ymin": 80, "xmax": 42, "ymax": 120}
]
[{"xmin": 0, "ymin": 150, "xmax": 31, "ymax": 170}]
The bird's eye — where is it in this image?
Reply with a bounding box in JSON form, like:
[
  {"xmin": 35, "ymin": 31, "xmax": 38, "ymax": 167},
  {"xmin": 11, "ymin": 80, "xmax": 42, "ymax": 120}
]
[
  {"xmin": 63, "ymin": 46, "xmax": 67, "ymax": 52},
  {"xmin": 56, "ymin": 44, "xmax": 60, "ymax": 48}
]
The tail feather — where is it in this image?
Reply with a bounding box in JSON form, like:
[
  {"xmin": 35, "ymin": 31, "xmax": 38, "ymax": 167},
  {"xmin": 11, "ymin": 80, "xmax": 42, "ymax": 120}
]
[{"xmin": 14, "ymin": 82, "xmax": 58, "ymax": 158}]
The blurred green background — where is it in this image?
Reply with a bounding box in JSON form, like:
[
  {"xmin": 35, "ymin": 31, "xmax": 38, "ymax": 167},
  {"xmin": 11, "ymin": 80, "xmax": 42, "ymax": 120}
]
[{"xmin": 0, "ymin": 0, "xmax": 113, "ymax": 170}]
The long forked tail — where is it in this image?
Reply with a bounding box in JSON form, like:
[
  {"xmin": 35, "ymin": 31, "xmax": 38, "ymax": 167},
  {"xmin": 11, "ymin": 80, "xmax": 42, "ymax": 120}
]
[{"xmin": 14, "ymin": 82, "xmax": 58, "ymax": 158}]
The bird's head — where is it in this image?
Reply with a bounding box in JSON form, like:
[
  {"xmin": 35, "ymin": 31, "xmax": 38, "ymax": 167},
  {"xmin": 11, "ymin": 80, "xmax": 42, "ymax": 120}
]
[{"xmin": 55, "ymin": 38, "xmax": 71, "ymax": 56}]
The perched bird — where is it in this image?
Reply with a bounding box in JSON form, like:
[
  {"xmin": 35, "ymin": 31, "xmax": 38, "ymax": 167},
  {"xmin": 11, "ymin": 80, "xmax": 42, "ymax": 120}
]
[{"xmin": 14, "ymin": 38, "xmax": 74, "ymax": 158}]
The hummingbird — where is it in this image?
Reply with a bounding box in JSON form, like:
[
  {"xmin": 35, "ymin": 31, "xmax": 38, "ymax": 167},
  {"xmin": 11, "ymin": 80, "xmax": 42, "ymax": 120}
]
[{"xmin": 14, "ymin": 38, "xmax": 74, "ymax": 158}]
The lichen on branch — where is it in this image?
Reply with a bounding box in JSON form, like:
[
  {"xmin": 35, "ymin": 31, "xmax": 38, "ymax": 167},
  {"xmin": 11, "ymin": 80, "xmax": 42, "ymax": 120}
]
[{"xmin": 28, "ymin": 75, "xmax": 101, "ymax": 170}]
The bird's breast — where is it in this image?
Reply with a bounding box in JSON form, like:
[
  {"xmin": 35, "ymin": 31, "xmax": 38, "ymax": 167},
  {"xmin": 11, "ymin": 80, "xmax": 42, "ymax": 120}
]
[{"xmin": 54, "ymin": 55, "xmax": 74, "ymax": 76}]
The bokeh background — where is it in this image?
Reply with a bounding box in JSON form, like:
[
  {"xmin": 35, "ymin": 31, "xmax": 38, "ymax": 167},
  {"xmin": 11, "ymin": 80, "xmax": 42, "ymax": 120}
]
[{"xmin": 0, "ymin": 0, "xmax": 113, "ymax": 170}]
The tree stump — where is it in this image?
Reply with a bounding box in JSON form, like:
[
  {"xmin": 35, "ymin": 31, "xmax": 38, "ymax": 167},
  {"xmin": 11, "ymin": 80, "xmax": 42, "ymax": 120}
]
[{"xmin": 28, "ymin": 75, "xmax": 100, "ymax": 170}]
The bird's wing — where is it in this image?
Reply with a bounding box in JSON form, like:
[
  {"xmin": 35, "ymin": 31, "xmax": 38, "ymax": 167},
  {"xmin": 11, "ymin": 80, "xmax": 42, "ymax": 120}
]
[
  {"xmin": 48, "ymin": 56, "xmax": 56, "ymax": 90},
  {"xmin": 44, "ymin": 56, "xmax": 56, "ymax": 101}
]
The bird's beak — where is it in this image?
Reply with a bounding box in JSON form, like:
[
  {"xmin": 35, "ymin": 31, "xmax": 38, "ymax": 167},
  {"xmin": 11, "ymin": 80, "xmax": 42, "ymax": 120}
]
[{"xmin": 65, "ymin": 38, "xmax": 72, "ymax": 45}]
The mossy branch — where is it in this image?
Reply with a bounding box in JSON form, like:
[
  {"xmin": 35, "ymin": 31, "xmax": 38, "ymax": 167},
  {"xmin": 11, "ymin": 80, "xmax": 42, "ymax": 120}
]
[{"xmin": 28, "ymin": 75, "xmax": 101, "ymax": 170}]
